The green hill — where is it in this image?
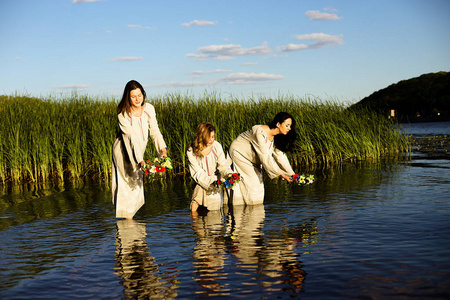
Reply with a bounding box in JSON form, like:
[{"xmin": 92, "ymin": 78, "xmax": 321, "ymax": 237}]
[{"xmin": 351, "ymin": 71, "xmax": 450, "ymax": 122}]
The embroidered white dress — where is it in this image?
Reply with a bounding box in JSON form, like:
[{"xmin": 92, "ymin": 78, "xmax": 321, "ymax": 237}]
[
  {"xmin": 187, "ymin": 141, "xmax": 233, "ymax": 210},
  {"xmin": 112, "ymin": 103, "xmax": 166, "ymax": 219},
  {"xmin": 228, "ymin": 125, "xmax": 295, "ymax": 205}
]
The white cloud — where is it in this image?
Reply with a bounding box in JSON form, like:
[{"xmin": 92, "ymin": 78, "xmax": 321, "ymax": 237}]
[
  {"xmin": 214, "ymin": 55, "xmax": 233, "ymax": 60},
  {"xmin": 220, "ymin": 72, "xmax": 284, "ymax": 85},
  {"xmin": 127, "ymin": 24, "xmax": 151, "ymax": 30},
  {"xmin": 146, "ymin": 72, "xmax": 284, "ymax": 88},
  {"xmin": 182, "ymin": 20, "xmax": 217, "ymax": 27},
  {"xmin": 241, "ymin": 62, "xmax": 259, "ymax": 66},
  {"xmin": 295, "ymin": 33, "xmax": 343, "ymax": 44},
  {"xmin": 72, "ymin": 0, "xmax": 102, "ymax": 3},
  {"xmin": 185, "ymin": 53, "xmax": 209, "ymax": 60},
  {"xmin": 295, "ymin": 33, "xmax": 343, "ymax": 45},
  {"xmin": 187, "ymin": 42, "xmax": 272, "ymax": 60},
  {"xmin": 187, "ymin": 69, "xmax": 232, "ymax": 75},
  {"xmin": 305, "ymin": 10, "xmax": 342, "ymax": 21},
  {"xmin": 279, "ymin": 33, "xmax": 343, "ymax": 51},
  {"xmin": 279, "ymin": 44, "xmax": 309, "ymax": 51},
  {"xmin": 146, "ymin": 81, "xmax": 213, "ymax": 88},
  {"xmin": 108, "ymin": 57, "xmax": 143, "ymax": 62}
]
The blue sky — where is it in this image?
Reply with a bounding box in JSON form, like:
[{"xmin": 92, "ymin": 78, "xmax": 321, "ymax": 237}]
[{"xmin": 1, "ymin": 0, "xmax": 449, "ymax": 104}]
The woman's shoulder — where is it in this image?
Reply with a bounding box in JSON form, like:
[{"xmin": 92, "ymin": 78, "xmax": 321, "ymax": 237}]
[
  {"xmin": 212, "ymin": 140, "xmax": 224, "ymax": 151},
  {"xmin": 252, "ymin": 125, "xmax": 267, "ymax": 136},
  {"xmin": 235, "ymin": 125, "xmax": 263, "ymax": 141},
  {"xmin": 253, "ymin": 124, "xmax": 265, "ymax": 131},
  {"xmin": 117, "ymin": 111, "xmax": 130, "ymax": 122},
  {"xmin": 186, "ymin": 146, "xmax": 199, "ymax": 163},
  {"xmin": 142, "ymin": 103, "xmax": 156, "ymax": 118},
  {"xmin": 143, "ymin": 102, "xmax": 155, "ymax": 112},
  {"xmin": 211, "ymin": 141, "xmax": 225, "ymax": 156}
]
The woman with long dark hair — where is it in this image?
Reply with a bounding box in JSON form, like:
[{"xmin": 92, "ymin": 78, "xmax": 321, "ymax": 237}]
[
  {"xmin": 228, "ymin": 112, "xmax": 296, "ymax": 205},
  {"xmin": 112, "ymin": 80, "xmax": 167, "ymax": 219}
]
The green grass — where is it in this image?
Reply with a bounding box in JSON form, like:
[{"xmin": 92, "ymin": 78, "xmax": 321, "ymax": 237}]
[{"xmin": 0, "ymin": 92, "xmax": 410, "ymax": 183}]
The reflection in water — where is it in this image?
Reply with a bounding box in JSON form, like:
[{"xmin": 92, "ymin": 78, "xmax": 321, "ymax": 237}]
[
  {"xmin": 3, "ymin": 148, "xmax": 448, "ymax": 298},
  {"xmin": 191, "ymin": 210, "xmax": 229, "ymax": 296},
  {"xmin": 0, "ymin": 181, "xmax": 111, "ymax": 230},
  {"xmin": 226, "ymin": 205, "xmax": 308, "ymax": 293},
  {"xmin": 114, "ymin": 220, "xmax": 178, "ymax": 299},
  {"xmin": 191, "ymin": 205, "xmax": 310, "ymax": 296}
]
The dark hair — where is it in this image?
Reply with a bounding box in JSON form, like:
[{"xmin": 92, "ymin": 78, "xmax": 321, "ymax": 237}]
[
  {"xmin": 190, "ymin": 122, "xmax": 216, "ymax": 156},
  {"xmin": 268, "ymin": 112, "xmax": 296, "ymax": 152},
  {"xmin": 117, "ymin": 80, "xmax": 146, "ymax": 115}
]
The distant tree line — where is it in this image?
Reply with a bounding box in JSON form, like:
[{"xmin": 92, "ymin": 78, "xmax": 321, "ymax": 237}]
[{"xmin": 351, "ymin": 71, "xmax": 450, "ymax": 122}]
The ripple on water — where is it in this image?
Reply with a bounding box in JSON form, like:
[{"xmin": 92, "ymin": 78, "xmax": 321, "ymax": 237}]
[{"xmin": 1, "ymin": 153, "xmax": 450, "ymax": 298}]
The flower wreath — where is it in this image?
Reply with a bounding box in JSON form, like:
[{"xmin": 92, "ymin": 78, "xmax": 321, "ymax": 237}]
[
  {"xmin": 215, "ymin": 173, "xmax": 241, "ymax": 189},
  {"xmin": 141, "ymin": 157, "xmax": 173, "ymax": 177},
  {"xmin": 292, "ymin": 174, "xmax": 314, "ymax": 185}
]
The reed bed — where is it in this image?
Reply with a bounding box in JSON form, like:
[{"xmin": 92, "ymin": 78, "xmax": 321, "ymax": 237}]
[{"xmin": 0, "ymin": 92, "xmax": 409, "ymax": 184}]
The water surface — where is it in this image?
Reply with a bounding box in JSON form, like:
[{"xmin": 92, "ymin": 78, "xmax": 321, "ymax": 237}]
[{"xmin": 1, "ymin": 122, "xmax": 449, "ymax": 299}]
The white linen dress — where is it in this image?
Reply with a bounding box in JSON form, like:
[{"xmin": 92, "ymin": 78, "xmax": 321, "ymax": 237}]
[
  {"xmin": 187, "ymin": 141, "xmax": 233, "ymax": 211},
  {"xmin": 228, "ymin": 125, "xmax": 295, "ymax": 205},
  {"xmin": 112, "ymin": 103, "xmax": 166, "ymax": 219}
]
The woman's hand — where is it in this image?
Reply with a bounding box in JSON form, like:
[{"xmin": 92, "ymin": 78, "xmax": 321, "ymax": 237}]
[
  {"xmin": 281, "ymin": 174, "xmax": 293, "ymax": 182},
  {"xmin": 160, "ymin": 148, "xmax": 167, "ymax": 158}
]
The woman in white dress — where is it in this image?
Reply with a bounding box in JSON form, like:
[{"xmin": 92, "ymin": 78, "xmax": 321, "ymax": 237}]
[
  {"xmin": 187, "ymin": 122, "xmax": 233, "ymax": 213},
  {"xmin": 112, "ymin": 80, "xmax": 167, "ymax": 219},
  {"xmin": 228, "ymin": 112, "xmax": 296, "ymax": 205}
]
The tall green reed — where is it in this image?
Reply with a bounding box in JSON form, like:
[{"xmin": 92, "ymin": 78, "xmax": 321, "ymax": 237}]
[
  {"xmin": 86, "ymin": 99, "xmax": 117, "ymax": 180},
  {"xmin": 64, "ymin": 95, "xmax": 88, "ymax": 180},
  {"xmin": 0, "ymin": 92, "xmax": 410, "ymax": 184}
]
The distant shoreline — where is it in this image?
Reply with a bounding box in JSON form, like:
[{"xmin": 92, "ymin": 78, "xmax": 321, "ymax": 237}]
[{"xmin": 398, "ymin": 116, "xmax": 450, "ymax": 123}]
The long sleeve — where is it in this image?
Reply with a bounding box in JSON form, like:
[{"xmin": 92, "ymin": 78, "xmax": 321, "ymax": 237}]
[
  {"xmin": 213, "ymin": 142, "xmax": 233, "ymax": 177},
  {"xmin": 117, "ymin": 113, "xmax": 145, "ymax": 165},
  {"xmin": 187, "ymin": 148, "xmax": 217, "ymax": 190},
  {"xmin": 145, "ymin": 104, "xmax": 167, "ymax": 153},
  {"xmin": 272, "ymin": 148, "xmax": 295, "ymax": 176},
  {"xmin": 251, "ymin": 127, "xmax": 286, "ymax": 179}
]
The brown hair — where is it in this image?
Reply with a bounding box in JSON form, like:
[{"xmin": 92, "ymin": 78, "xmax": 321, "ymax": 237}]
[
  {"xmin": 190, "ymin": 122, "xmax": 215, "ymax": 156},
  {"xmin": 117, "ymin": 80, "xmax": 146, "ymax": 115}
]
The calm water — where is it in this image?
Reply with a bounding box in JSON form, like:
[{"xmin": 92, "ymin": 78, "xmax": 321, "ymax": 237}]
[{"xmin": 1, "ymin": 122, "xmax": 449, "ymax": 299}]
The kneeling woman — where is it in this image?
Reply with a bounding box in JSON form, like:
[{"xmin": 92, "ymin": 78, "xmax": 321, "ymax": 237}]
[
  {"xmin": 187, "ymin": 122, "xmax": 233, "ymax": 212},
  {"xmin": 228, "ymin": 112, "xmax": 296, "ymax": 205}
]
